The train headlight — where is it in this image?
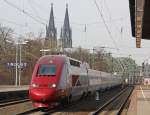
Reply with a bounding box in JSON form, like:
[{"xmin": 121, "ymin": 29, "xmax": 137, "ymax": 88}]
[
  {"xmin": 48, "ymin": 83, "xmax": 56, "ymax": 88},
  {"xmin": 52, "ymin": 84, "xmax": 56, "ymax": 88},
  {"xmin": 31, "ymin": 83, "xmax": 39, "ymax": 88}
]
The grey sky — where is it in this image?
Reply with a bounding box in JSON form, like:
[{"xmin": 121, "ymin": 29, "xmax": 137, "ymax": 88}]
[{"xmin": 0, "ymin": 0, "xmax": 150, "ymax": 65}]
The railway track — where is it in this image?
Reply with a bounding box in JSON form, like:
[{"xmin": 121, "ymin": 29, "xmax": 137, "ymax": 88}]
[
  {"xmin": 41, "ymin": 86, "xmax": 127, "ymax": 115},
  {"xmin": 38, "ymin": 87, "xmax": 125, "ymax": 115},
  {"xmin": 2, "ymin": 86, "xmax": 127, "ymax": 115},
  {"xmin": 16, "ymin": 108, "xmax": 42, "ymax": 115},
  {"xmin": 0, "ymin": 99, "xmax": 30, "ymax": 108},
  {"xmin": 17, "ymin": 96, "xmax": 87, "ymax": 115},
  {"xmin": 17, "ymin": 101, "xmax": 79, "ymax": 115},
  {"xmin": 92, "ymin": 86, "xmax": 134, "ymax": 115},
  {"xmin": 17, "ymin": 107, "xmax": 63, "ymax": 115},
  {"xmin": 0, "ymin": 98, "xmax": 34, "ymax": 115}
]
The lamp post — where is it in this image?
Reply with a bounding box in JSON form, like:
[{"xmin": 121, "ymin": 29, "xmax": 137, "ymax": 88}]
[
  {"xmin": 15, "ymin": 42, "xmax": 18, "ymax": 86},
  {"xmin": 6, "ymin": 39, "xmax": 28, "ymax": 86},
  {"xmin": 6, "ymin": 40, "xmax": 18, "ymax": 86},
  {"xmin": 17, "ymin": 41, "xmax": 28, "ymax": 86},
  {"xmin": 92, "ymin": 48, "xmax": 96, "ymax": 69}
]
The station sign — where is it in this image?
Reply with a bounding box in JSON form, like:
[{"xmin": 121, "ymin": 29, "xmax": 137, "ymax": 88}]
[{"xmin": 7, "ymin": 62, "xmax": 27, "ymax": 68}]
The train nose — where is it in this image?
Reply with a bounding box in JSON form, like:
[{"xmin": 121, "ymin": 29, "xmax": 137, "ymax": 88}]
[{"xmin": 30, "ymin": 88, "xmax": 57, "ymax": 102}]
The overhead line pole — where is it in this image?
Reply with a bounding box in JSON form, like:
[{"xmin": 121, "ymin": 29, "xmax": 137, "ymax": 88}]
[
  {"xmin": 19, "ymin": 44, "xmax": 22, "ymax": 86},
  {"xmin": 15, "ymin": 42, "xmax": 18, "ymax": 86}
]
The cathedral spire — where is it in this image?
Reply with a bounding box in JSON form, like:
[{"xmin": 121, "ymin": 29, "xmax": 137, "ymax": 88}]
[
  {"xmin": 60, "ymin": 4, "xmax": 72, "ymax": 48},
  {"xmin": 49, "ymin": 3, "xmax": 55, "ymax": 29},
  {"xmin": 63, "ymin": 3, "xmax": 70, "ymax": 29},
  {"xmin": 45, "ymin": 3, "xmax": 57, "ymax": 49},
  {"xmin": 46, "ymin": 3, "xmax": 57, "ymax": 38}
]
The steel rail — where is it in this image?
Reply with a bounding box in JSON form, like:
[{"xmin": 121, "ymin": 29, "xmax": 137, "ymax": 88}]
[
  {"xmin": 41, "ymin": 99, "xmax": 83, "ymax": 115},
  {"xmin": 0, "ymin": 99, "xmax": 30, "ymax": 108},
  {"xmin": 91, "ymin": 87, "xmax": 130, "ymax": 115},
  {"xmin": 116, "ymin": 87, "xmax": 134, "ymax": 115},
  {"xmin": 16, "ymin": 98, "xmax": 78, "ymax": 115},
  {"xmin": 16, "ymin": 108, "xmax": 41, "ymax": 115},
  {"xmin": 17, "ymin": 106, "xmax": 61, "ymax": 115}
]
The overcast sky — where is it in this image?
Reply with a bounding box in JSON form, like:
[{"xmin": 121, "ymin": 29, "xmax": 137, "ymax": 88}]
[{"xmin": 0, "ymin": 0, "xmax": 150, "ymax": 65}]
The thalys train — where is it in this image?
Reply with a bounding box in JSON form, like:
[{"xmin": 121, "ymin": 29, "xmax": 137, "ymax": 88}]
[{"xmin": 29, "ymin": 55, "xmax": 122, "ymax": 108}]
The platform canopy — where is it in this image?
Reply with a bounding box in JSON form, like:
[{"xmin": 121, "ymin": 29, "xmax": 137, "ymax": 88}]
[{"xmin": 129, "ymin": 0, "xmax": 150, "ymax": 48}]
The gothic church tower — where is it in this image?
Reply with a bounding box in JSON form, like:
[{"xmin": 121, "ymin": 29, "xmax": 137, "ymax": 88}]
[
  {"xmin": 45, "ymin": 4, "xmax": 57, "ymax": 49},
  {"xmin": 60, "ymin": 4, "xmax": 72, "ymax": 48}
]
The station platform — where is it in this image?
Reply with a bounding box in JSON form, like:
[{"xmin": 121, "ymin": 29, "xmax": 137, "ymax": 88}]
[
  {"xmin": 0, "ymin": 85, "xmax": 28, "ymax": 93},
  {"xmin": 127, "ymin": 85, "xmax": 150, "ymax": 115}
]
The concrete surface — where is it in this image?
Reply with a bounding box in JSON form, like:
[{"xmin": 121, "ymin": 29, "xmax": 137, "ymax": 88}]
[{"xmin": 0, "ymin": 85, "xmax": 28, "ymax": 92}]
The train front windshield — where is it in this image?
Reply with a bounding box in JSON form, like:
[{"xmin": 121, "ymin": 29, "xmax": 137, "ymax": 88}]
[{"xmin": 38, "ymin": 64, "xmax": 56, "ymax": 76}]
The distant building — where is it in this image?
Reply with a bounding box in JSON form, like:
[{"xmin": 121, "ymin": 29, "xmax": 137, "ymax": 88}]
[
  {"xmin": 60, "ymin": 4, "xmax": 72, "ymax": 49},
  {"xmin": 142, "ymin": 63, "xmax": 150, "ymax": 77},
  {"xmin": 45, "ymin": 4, "xmax": 57, "ymax": 49}
]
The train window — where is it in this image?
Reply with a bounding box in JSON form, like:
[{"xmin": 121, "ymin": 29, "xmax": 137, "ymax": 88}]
[
  {"xmin": 37, "ymin": 64, "xmax": 56, "ymax": 76},
  {"xmin": 69, "ymin": 59, "xmax": 80, "ymax": 67}
]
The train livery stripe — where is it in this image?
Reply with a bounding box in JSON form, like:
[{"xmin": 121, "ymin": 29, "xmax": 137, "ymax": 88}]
[{"xmin": 72, "ymin": 75, "xmax": 81, "ymax": 86}]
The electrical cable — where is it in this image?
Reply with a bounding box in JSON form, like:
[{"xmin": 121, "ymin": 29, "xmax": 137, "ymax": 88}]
[
  {"xmin": 3, "ymin": 0, "xmax": 46, "ymax": 25},
  {"xmin": 94, "ymin": 0, "xmax": 126, "ymax": 73},
  {"xmin": 27, "ymin": 0, "xmax": 47, "ymax": 22},
  {"xmin": 0, "ymin": 18, "xmax": 25, "ymax": 27}
]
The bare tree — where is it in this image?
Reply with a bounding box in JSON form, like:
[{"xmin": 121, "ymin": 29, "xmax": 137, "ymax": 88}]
[{"xmin": 0, "ymin": 25, "xmax": 13, "ymax": 52}]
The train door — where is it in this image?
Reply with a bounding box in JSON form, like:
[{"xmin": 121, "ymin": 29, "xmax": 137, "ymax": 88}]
[
  {"xmin": 64, "ymin": 62, "xmax": 73, "ymax": 103},
  {"xmin": 65, "ymin": 62, "xmax": 71, "ymax": 95}
]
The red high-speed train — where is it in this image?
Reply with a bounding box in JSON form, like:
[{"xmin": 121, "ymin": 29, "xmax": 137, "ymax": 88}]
[{"xmin": 29, "ymin": 55, "xmax": 122, "ymax": 108}]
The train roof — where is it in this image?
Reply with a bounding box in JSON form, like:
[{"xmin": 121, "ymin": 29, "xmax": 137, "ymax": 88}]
[
  {"xmin": 37, "ymin": 55, "xmax": 83, "ymax": 64},
  {"xmin": 37, "ymin": 55, "xmax": 66, "ymax": 63}
]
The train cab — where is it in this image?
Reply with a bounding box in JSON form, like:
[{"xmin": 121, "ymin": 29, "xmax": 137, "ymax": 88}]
[{"xmin": 29, "ymin": 55, "xmax": 66, "ymax": 107}]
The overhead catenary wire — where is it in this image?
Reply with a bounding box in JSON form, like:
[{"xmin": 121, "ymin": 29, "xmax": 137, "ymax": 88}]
[
  {"xmin": 3, "ymin": 0, "xmax": 46, "ymax": 26},
  {"xmin": 93, "ymin": 0, "xmax": 126, "ymax": 73},
  {"xmin": 2, "ymin": 0, "xmax": 129, "ymax": 30},
  {"xmin": 31, "ymin": 0, "xmax": 50, "ymax": 14},
  {"xmin": 94, "ymin": 0, "xmax": 118, "ymax": 49},
  {"xmin": 28, "ymin": 0, "xmax": 129, "ymax": 27},
  {"xmin": 0, "ymin": 18, "xmax": 25, "ymax": 27},
  {"xmin": 102, "ymin": 1, "xmax": 134, "ymax": 54},
  {"xmin": 27, "ymin": 0, "xmax": 48, "ymax": 22},
  {"xmin": 103, "ymin": 0, "xmax": 121, "ymax": 34},
  {"xmin": 2, "ymin": 0, "xmax": 129, "ymax": 35}
]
